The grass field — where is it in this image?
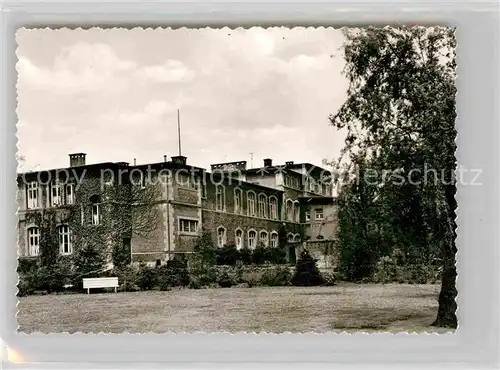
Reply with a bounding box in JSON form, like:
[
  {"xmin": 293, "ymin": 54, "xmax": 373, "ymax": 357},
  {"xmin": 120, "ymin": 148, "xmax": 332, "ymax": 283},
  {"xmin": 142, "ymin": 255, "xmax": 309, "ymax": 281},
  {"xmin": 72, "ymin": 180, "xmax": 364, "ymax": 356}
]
[{"xmin": 17, "ymin": 283, "xmax": 452, "ymax": 333}]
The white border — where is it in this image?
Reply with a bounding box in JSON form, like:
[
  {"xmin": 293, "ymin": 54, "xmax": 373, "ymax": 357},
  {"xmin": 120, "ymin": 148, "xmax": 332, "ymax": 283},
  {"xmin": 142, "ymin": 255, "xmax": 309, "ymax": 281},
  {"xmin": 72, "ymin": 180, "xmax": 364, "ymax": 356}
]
[{"xmin": 1, "ymin": 0, "xmax": 499, "ymax": 368}]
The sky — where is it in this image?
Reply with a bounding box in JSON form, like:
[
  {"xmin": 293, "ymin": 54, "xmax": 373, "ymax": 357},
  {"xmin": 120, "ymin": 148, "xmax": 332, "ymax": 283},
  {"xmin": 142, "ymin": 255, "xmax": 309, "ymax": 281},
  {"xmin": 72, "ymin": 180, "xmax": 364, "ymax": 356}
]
[{"xmin": 16, "ymin": 27, "xmax": 348, "ymax": 173}]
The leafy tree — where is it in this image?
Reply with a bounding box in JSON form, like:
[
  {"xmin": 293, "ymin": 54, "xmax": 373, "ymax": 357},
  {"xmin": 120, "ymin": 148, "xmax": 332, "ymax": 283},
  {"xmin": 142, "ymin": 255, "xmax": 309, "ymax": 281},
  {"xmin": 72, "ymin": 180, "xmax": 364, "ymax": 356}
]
[
  {"xmin": 330, "ymin": 26, "xmax": 457, "ymax": 327},
  {"xmin": 291, "ymin": 249, "xmax": 323, "ymax": 286}
]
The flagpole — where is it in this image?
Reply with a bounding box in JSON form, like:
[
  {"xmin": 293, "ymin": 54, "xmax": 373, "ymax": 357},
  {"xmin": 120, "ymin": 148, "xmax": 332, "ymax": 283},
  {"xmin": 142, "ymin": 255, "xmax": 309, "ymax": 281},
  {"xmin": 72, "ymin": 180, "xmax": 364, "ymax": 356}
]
[{"xmin": 177, "ymin": 109, "xmax": 182, "ymax": 156}]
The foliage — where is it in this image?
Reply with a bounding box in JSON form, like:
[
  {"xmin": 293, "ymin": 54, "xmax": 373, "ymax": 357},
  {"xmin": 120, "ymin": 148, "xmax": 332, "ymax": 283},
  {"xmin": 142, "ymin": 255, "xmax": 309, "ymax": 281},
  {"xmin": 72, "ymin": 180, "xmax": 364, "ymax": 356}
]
[
  {"xmin": 259, "ymin": 265, "xmax": 292, "ymax": 286},
  {"xmin": 251, "ymin": 243, "xmax": 267, "ymax": 265},
  {"xmin": 216, "ymin": 244, "xmax": 240, "ymax": 265},
  {"xmin": 321, "ymin": 271, "xmax": 337, "ymax": 286},
  {"xmin": 330, "ymin": 27, "xmax": 457, "ymax": 327},
  {"xmin": 238, "ymin": 247, "xmax": 252, "ymax": 264},
  {"xmin": 291, "ymin": 250, "xmax": 323, "ymax": 286},
  {"xmin": 157, "ymin": 259, "xmax": 190, "ymax": 290},
  {"xmin": 136, "ymin": 263, "xmax": 157, "ymax": 291}
]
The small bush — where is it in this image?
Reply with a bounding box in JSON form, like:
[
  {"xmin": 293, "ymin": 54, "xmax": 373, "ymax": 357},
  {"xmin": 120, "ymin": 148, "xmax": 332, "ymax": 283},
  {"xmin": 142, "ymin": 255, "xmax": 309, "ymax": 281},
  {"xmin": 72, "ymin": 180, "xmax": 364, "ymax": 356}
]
[
  {"xmin": 158, "ymin": 259, "xmax": 190, "ymax": 289},
  {"xmin": 251, "ymin": 244, "xmax": 267, "ymax": 265},
  {"xmin": 259, "ymin": 265, "xmax": 291, "ymax": 286},
  {"xmin": 136, "ymin": 264, "xmax": 157, "ymax": 291},
  {"xmin": 291, "ymin": 249, "xmax": 323, "ymax": 286},
  {"xmin": 238, "ymin": 248, "xmax": 252, "ymax": 264},
  {"xmin": 217, "ymin": 244, "xmax": 239, "ymax": 266},
  {"xmin": 322, "ymin": 271, "xmax": 337, "ymax": 286}
]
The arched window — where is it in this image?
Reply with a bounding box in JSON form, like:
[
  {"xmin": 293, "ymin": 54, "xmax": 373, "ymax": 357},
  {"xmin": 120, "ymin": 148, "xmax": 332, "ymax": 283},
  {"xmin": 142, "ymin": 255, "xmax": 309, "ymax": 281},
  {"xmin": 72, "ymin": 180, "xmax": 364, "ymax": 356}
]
[
  {"xmin": 216, "ymin": 185, "xmax": 225, "ymax": 211},
  {"xmin": 294, "ymin": 201, "xmax": 300, "ymax": 223},
  {"xmin": 293, "ymin": 234, "xmax": 301, "ymax": 243},
  {"xmin": 270, "ymin": 231, "xmax": 279, "ymax": 248},
  {"xmin": 235, "ymin": 228, "xmax": 243, "ymax": 249},
  {"xmin": 269, "ymin": 196, "xmax": 278, "ymax": 220},
  {"xmin": 90, "ymin": 194, "xmax": 101, "ymax": 225},
  {"xmin": 247, "ymin": 191, "xmax": 256, "ymax": 217},
  {"xmin": 259, "ymin": 230, "xmax": 269, "ymax": 247},
  {"xmin": 248, "ymin": 230, "xmax": 257, "ymax": 249},
  {"xmin": 217, "ymin": 226, "xmax": 226, "ymax": 247},
  {"xmin": 287, "ymin": 233, "xmax": 294, "ymax": 243},
  {"xmin": 58, "ymin": 225, "xmax": 72, "ymax": 255},
  {"xmin": 286, "ymin": 199, "xmax": 294, "ymax": 221},
  {"xmin": 234, "ymin": 188, "xmax": 242, "ymax": 214},
  {"xmin": 258, "ymin": 194, "xmax": 267, "ymax": 218},
  {"xmin": 27, "ymin": 227, "xmax": 40, "ymax": 256}
]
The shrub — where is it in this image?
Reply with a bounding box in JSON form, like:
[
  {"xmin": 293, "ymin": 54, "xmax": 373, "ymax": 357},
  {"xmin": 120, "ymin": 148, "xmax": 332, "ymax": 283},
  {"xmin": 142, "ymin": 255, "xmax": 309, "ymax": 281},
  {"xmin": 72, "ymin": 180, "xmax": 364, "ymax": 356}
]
[
  {"xmin": 136, "ymin": 264, "xmax": 157, "ymax": 290},
  {"xmin": 322, "ymin": 271, "xmax": 337, "ymax": 286},
  {"xmin": 240, "ymin": 270, "xmax": 260, "ymax": 287},
  {"xmin": 113, "ymin": 265, "xmax": 139, "ymax": 292},
  {"xmin": 238, "ymin": 247, "xmax": 252, "ymax": 264},
  {"xmin": 291, "ymin": 249, "xmax": 323, "ymax": 286},
  {"xmin": 217, "ymin": 244, "xmax": 239, "ymax": 266},
  {"xmin": 259, "ymin": 265, "xmax": 291, "ymax": 286},
  {"xmin": 157, "ymin": 259, "xmax": 190, "ymax": 290},
  {"xmin": 217, "ymin": 271, "xmax": 234, "ymax": 287},
  {"xmin": 251, "ymin": 244, "xmax": 267, "ymax": 265},
  {"xmin": 264, "ymin": 247, "xmax": 287, "ymax": 264}
]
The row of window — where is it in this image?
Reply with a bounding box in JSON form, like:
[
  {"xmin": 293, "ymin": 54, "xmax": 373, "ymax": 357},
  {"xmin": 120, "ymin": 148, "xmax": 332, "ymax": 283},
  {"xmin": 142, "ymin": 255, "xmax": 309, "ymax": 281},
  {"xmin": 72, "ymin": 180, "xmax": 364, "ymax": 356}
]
[
  {"xmin": 26, "ymin": 182, "xmax": 75, "ymax": 209},
  {"xmin": 215, "ymin": 186, "xmax": 279, "ymax": 220},
  {"xmin": 217, "ymin": 227, "xmax": 279, "ymax": 249},
  {"xmin": 305, "ymin": 208, "xmax": 324, "ymax": 221},
  {"xmin": 26, "ymin": 225, "xmax": 72, "ymax": 256}
]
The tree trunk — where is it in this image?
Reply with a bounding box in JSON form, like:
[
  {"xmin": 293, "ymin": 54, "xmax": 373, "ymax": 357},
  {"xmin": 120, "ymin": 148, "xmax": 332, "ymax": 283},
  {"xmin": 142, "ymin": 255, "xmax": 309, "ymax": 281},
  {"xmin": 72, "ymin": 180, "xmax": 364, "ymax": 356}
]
[{"xmin": 432, "ymin": 209, "xmax": 458, "ymax": 328}]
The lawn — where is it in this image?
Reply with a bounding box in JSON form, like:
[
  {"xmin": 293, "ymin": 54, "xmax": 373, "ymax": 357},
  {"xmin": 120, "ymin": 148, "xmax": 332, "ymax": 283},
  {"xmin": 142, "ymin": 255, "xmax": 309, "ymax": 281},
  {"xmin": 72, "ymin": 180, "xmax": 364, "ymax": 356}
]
[{"xmin": 17, "ymin": 283, "xmax": 451, "ymax": 333}]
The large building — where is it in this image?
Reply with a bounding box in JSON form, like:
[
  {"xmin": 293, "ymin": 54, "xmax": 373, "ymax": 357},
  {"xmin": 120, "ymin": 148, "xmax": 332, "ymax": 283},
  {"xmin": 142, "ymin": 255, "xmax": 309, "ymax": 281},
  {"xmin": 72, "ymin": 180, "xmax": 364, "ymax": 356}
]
[{"xmin": 17, "ymin": 153, "xmax": 338, "ymax": 268}]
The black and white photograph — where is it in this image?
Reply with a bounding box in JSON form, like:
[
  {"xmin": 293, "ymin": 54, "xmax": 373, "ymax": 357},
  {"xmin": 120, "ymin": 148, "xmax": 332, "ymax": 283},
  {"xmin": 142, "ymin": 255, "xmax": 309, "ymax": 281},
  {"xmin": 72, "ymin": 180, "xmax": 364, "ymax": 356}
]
[{"xmin": 15, "ymin": 26, "xmax": 458, "ymax": 333}]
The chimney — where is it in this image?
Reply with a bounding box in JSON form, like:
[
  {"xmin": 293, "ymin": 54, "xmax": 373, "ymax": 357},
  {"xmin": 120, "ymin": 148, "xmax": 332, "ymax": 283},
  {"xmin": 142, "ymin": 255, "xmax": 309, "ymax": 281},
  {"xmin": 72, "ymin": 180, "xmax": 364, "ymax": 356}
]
[
  {"xmin": 133, "ymin": 158, "xmax": 137, "ymax": 166},
  {"xmin": 171, "ymin": 155, "xmax": 187, "ymax": 165},
  {"xmin": 164, "ymin": 155, "xmax": 167, "ymax": 162},
  {"xmin": 264, "ymin": 158, "xmax": 272, "ymax": 167},
  {"xmin": 285, "ymin": 161, "xmax": 294, "ymax": 166},
  {"xmin": 69, "ymin": 153, "xmax": 86, "ymax": 167}
]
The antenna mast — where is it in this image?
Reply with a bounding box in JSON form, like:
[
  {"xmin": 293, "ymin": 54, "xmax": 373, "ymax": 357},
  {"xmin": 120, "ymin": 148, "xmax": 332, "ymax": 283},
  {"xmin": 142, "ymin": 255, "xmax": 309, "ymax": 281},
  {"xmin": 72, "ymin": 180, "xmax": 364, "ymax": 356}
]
[{"xmin": 177, "ymin": 109, "xmax": 182, "ymax": 156}]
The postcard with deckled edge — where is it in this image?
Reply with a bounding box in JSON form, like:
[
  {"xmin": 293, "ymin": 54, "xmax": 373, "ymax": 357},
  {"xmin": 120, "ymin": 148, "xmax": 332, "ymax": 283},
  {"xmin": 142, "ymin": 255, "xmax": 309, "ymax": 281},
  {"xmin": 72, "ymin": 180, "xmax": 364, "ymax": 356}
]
[{"xmin": 15, "ymin": 26, "xmax": 457, "ymax": 334}]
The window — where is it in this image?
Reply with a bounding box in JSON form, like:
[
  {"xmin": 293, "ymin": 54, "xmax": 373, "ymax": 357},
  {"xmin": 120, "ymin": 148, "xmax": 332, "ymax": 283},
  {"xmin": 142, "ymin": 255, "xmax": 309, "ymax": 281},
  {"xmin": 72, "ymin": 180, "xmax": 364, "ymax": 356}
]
[
  {"xmin": 235, "ymin": 229, "xmax": 243, "ymax": 249},
  {"xmin": 305, "ymin": 211, "xmax": 311, "ymax": 221},
  {"xmin": 66, "ymin": 184, "xmax": 75, "ymax": 204},
  {"xmin": 234, "ymin": 188, "xmax": 242, "ymax": 214},
  {"xmin": 321, "ymin": 183, "xmax": 328, "ymax": 196},
  {"xmin": 247, "ymin": 191, "xmax": 256, "ymax": 217},
  {"xmin": 287, "ymin": 233, "xmax": 294, "ymax": 243},
  {"xmin": 315, "ymin": 208, "xmax": 324, "ymax": 220},
  {"xmin": 217, "ymin": 227, "xmax": 226, "ymax": 247},
  {"xmin": 258, "ymin": 194, "xmax": 267, "ymax": 218},
  {"xmin": 216, "ymin": 185, "xmax": 225, "ymax": 211},
  {"xmin": 309, "ymin": 178, "xmax": 315, "ymax": 192},
  {"xmin": 294, "ymin": 201, "xmax": 300, "ymax": 222},
  {"xmin": 270, "ymin": 232, "xmax": 278, "ymax": 248},
  {"xmin": 178, "ymin": 173, "xmax": 195, "ymax": 189},
  {"xmin": 269, "ymin": 196, "xmax": 278, "ymax": 220},
  {"xmin": 293, "ymin": 234, "xmax": 301, "ymax": 243},
  {"xmin": 286, "ymin": 199, "xmax": 294, "ymax": 221},
  {"xmin": 248, "ymin": 230, "xmax": 257, "ymax": 249},
  {"xmin": 51, "ymin": 182, "xmax": 62, "ymax": 206},
  {"xmin": 90, "ymin": 195, "xmax": 101, "ymax": 225},
  {"xmin": 179, "ymin": 218, "xmax": 198, "ymax": 234},
  {"xmin": 26, "ymin": 182, "xmax": 39, "ymax": 209},
  {"xmin": 27, "ymin": 227, "xmax": 40, "ymax": 256},
  {"xmin": 259, "ymin": 231, "xmax": 269, "ymax": 247},
  {"xmin": 58, "ymin": 225, "xmax": 72, "ymax": 255}
]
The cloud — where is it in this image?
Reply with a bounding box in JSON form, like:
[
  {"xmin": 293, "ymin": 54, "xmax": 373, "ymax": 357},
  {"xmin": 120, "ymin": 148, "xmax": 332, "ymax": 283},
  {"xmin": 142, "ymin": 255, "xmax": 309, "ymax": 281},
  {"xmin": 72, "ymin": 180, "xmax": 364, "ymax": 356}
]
[
  {"xmin": 16, "ymin": 27, "xmax": 348, "ymax": 171},
  {"xmin": 138, "ymin": 60, "xmax": 195, "ymax": 83}
]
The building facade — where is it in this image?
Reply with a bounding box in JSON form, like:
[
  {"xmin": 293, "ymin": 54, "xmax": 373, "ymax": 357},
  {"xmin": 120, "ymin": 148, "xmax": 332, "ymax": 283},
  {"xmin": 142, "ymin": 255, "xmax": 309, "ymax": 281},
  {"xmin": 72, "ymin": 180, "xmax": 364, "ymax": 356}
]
[{"xmin": 17, "ymin": 153, "xmax": 338, "ymax": 268}]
